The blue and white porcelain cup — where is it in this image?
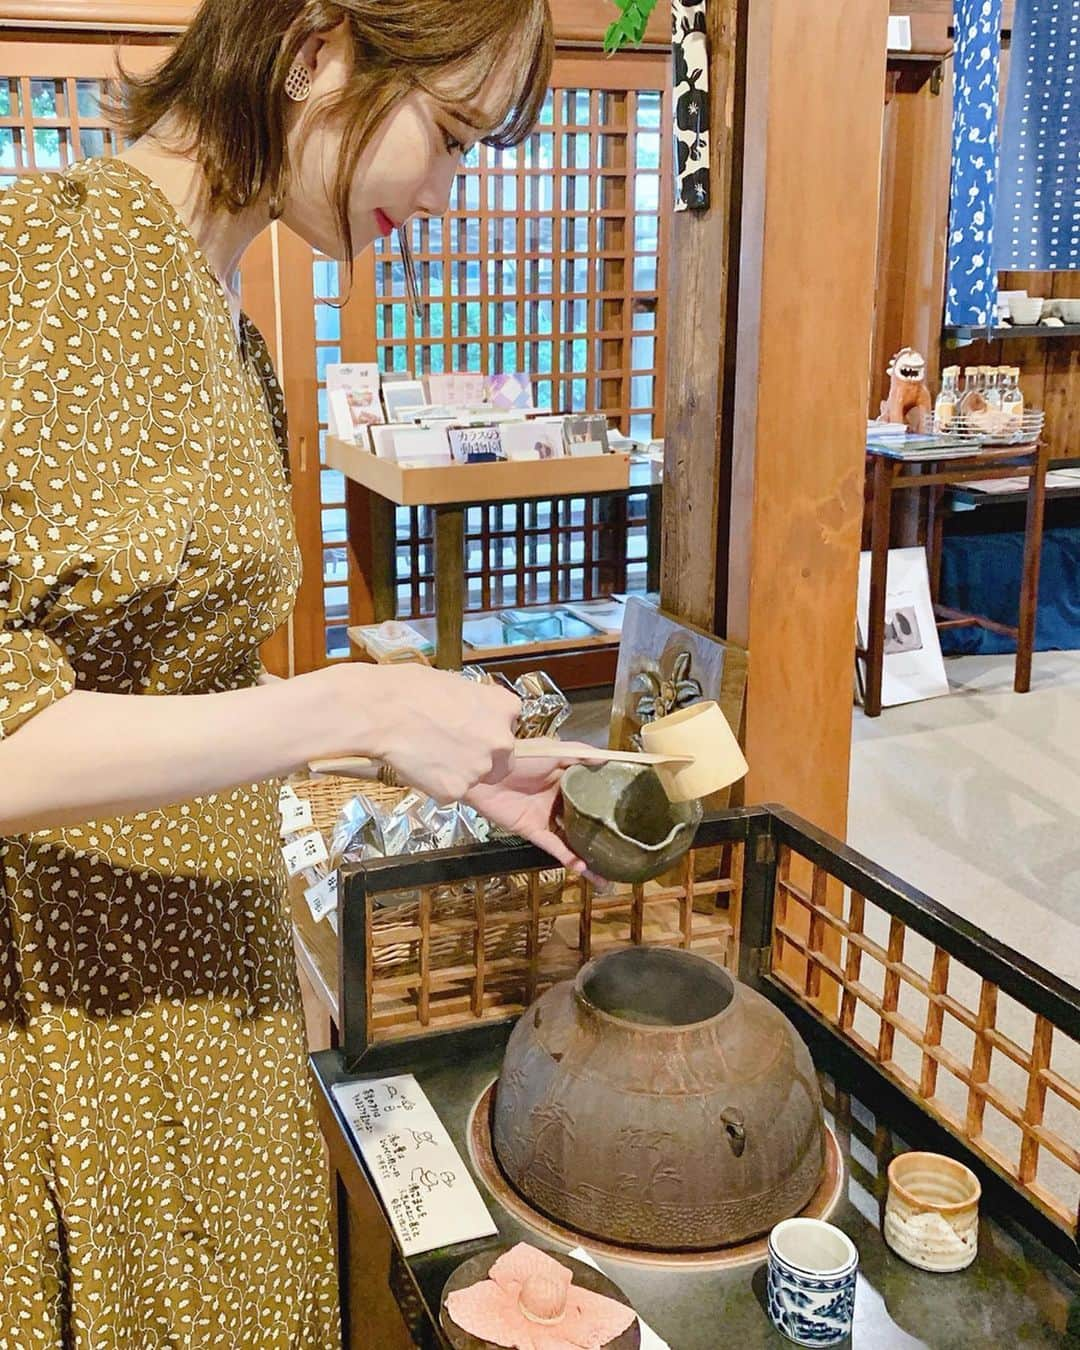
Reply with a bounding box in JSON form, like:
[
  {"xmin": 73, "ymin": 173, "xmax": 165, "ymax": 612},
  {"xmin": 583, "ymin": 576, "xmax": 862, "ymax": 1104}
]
[{"xmin": 766, "ymin": 1217, "xmax": 858, "ymax": 1347}]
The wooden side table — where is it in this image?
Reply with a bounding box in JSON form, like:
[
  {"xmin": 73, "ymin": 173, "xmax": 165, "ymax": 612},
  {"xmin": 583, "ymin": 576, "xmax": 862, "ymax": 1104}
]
[
  {"xmin": 860, "ymin": 441, "xmax": 1050, "ymax": 717},
  {"xmin": 326, "ymin": 438, "xmax": 662, "ymax": 670}
]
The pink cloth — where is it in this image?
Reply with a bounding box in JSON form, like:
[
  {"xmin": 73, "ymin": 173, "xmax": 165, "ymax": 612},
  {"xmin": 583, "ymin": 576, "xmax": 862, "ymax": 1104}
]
[{"xmin": 445, "ymin": 1244, "xmax": 637, "ymax": 1350}]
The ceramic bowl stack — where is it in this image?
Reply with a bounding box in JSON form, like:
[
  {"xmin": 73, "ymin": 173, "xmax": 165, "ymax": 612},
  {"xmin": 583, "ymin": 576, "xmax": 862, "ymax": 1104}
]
[
  {"xmin": 1008, "ymin": 296, "xmax": 1046, "ymax": 325},
  {"xmin": 1056, "ymin": 298, "xmax": 1080, "ymax": 323}
]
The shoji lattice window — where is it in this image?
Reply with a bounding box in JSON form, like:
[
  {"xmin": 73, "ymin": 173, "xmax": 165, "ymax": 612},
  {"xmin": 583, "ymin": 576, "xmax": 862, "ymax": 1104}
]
[
  {"xmin": 313, "ymin": 255, "xmax": 355, "ymax": 659},
  {"xmin": 374, "ymin": 82, "xmax": 667, "ymax": 441},
  {"xmin": 0, "ymin": 73, "xmax": 126, "ymax": 184},
  {"xmin": 315, "ymin": 54, "xmax": 671, "ymax": 656}
]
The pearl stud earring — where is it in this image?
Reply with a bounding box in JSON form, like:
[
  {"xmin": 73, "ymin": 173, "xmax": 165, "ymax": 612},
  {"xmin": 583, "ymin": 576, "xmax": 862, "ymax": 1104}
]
[{"xmin": 284, "ymin": 62, "xmax": 312, "ymax": 103}]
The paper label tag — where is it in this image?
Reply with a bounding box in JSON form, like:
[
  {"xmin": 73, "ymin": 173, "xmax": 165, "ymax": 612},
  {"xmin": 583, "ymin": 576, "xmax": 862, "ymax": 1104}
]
[
  {"xmin": 280, "ymin": 797, "xmax": 315, "ymax": 836},
  {"xmin": 332, "ymin": 1074, "xmax": 497, "ymax": 1256},
  {"xmin": 304, "ymin": 871, "xmax": 339, "ymax": 924},
  {"xmin": 279, "ymin": 783, "xmax": 301, "ymax": 807},
  {"xmin": 282, "ymin": 831, "xmax": 329, "ymax": 877}
]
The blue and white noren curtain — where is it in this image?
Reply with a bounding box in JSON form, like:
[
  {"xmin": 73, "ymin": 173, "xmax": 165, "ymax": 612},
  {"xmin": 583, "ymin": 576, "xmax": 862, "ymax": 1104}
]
[
  {"xmin": 995, "ymin": 0, "xmax": 1080, "ymax": 270},
  {"xmin": 946, "ymin": 0, "xmax": 1004, "ymax": 328}
]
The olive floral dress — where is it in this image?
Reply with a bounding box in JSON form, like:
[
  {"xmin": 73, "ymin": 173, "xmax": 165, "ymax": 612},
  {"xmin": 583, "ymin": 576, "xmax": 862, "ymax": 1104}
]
[{"xmin": 0, "ymin": 159, "xmax": 340, "ymax": 1346}]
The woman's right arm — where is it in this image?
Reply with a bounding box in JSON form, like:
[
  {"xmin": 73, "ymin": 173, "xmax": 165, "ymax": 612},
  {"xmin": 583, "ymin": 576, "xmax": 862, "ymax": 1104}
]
[{"xmin": 0, "ymin": 663, "xmax": 521, "ymax": 835}]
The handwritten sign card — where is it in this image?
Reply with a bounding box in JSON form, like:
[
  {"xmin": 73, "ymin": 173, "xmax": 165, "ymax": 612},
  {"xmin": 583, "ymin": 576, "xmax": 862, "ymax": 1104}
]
[{"xmin": 332, "ymin": 1074, "xmax": 497, "ymax": 1256}]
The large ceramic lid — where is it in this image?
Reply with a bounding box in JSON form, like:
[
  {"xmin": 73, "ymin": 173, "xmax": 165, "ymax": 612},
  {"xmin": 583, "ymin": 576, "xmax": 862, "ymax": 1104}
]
[{"xmin": 492, "ymin": 947, "xmax": 827, "ymax": 1250}]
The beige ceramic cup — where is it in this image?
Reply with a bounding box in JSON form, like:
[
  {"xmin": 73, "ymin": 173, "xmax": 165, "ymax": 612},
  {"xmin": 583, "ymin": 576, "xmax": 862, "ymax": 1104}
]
[
  {"xmin": 884, "ymin": 1151, "xmax": 980, "ymax": 1272},
  {"xmin": 639, "ymin": 700, "xmax": 748, "ymax": 803}
]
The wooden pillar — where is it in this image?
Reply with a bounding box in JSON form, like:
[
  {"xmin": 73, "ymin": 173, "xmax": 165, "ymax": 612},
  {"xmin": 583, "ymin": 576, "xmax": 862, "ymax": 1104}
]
[
  {"xmin": 659, "ymin": 0, "xmax": 740, "ymax": 632},
  {"xmin": 341, "ymin": 250, "xmax": 381, "ymax": 635},
  {"xmin": 727, "ymin": 0, "xmax": 889, "ymax": 834}
]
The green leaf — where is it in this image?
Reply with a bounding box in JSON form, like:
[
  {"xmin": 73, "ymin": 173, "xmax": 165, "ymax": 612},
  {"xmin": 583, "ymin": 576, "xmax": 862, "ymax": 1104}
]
[{"xmin": 603, "ymin": 0, "xmax": 661, "ymax": 53}]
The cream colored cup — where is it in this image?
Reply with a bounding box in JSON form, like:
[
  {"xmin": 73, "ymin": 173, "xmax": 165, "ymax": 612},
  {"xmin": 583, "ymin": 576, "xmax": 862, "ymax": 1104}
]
[
  {"xmin": 639, "ymin": 700, "xmax": 748, "ymax": 803},
  {"xmin": 884, "ymin": 1151, "xmax": 980, "ymax": 1272}
]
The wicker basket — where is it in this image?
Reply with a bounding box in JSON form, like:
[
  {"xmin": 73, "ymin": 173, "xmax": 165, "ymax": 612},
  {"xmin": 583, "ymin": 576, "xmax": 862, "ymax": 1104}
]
[{"xmin": 290, "ymin": 773, "xmax": 562, "ymax": 977}]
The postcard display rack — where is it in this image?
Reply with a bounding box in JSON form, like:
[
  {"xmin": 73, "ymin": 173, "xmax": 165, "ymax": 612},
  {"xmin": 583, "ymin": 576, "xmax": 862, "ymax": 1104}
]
[{"xmin": 309, "ymin": 804, "xmax": 1080, "ymax": 1348}]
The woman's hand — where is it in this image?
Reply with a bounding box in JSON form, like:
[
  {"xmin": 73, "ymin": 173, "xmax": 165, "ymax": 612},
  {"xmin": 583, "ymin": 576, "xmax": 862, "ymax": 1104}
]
[
  {"xmin": 464, "ymin": 754, "xmax": 589, "ymax": 874},
  {"xmin": 327, "ymin": 663, "xmax": 521, "ymax": 805},
  {"xmin": 316, "ymin": 666, "xmax": 594, "ymax": 871}
]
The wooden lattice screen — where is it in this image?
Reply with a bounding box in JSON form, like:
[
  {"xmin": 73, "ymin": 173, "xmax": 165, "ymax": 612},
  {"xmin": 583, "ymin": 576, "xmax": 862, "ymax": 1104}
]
[
  {"xmin": 373, "ymin": 80, "xmax": 668, "ymax": 434},
  {"xmin": 313, "ymin": 53, "xmax": 671, "ymax": 659},
  {"xmin": 0, "ymin": 54, "xmax": 152, "ymax": 184},
  {"xmin": 335, "ymin": 841, "xmax": 743, "ymax": 1054},
  {"xmin": 771, "ymin": 844, "xmax": 1080, "ymax": 1238}
]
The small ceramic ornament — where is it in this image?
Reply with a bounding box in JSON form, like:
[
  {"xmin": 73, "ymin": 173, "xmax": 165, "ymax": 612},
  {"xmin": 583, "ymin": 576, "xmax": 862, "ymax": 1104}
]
[
  {"xmin": 879, "ymin": 348, "xmax": 933, "ymax": 430},
  {"xmin": 442, "ymin": 1243, "xmax": 638, "ymax": 1350}
]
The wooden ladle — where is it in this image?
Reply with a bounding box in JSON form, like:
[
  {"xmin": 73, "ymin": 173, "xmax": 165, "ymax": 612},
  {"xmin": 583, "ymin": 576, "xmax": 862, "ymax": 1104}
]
[{"xmin": 309, "ymin": 739, "xmax": 693, "ymax": 780}]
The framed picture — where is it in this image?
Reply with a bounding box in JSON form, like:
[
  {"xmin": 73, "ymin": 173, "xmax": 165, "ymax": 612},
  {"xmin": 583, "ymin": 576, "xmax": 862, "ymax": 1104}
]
[
  {"xmin": 856, "ymin": 548, "xmax": 949, "ymax": 707},
  {"xmin": 382, "ymin": 380, "xmax": 428, "ymax": 423}
]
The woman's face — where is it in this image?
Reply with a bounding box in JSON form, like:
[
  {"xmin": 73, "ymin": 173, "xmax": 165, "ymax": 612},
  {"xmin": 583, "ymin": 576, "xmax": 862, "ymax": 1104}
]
[{"xmin": 280, "ymin": 22, "xmax": 515, "ymax": 260}]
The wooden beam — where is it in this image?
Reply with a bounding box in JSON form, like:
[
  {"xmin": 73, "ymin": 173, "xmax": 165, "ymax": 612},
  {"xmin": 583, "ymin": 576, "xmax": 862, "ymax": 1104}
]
[
  {"xmin": 340, "ymin": 250, "xmax": 380, "ymax": 636},
  {"xmin": 659, "ymin": 0, "xmax": 740, "ymax": 631},
  {"xmin": 0, "ymin": 1, "xmax": 192, "ymax": 30},
  {"xmin": 0, "ymin": 0, "xmax": 671, "ymax": 46},
  {"xmin": 728, "ymin": 0, "xmax": 889, "ymax": 836}
]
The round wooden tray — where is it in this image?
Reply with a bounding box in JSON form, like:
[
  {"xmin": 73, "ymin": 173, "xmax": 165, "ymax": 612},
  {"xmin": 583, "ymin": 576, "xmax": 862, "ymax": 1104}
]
[{"xmin": 439, "ymin": 1247, "xmax": 641, "ymax": 1350}]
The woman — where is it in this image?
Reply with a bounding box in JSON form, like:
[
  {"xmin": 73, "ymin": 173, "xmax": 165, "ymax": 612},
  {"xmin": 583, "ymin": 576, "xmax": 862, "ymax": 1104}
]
[{"xmin": 0, "ymin": 1, "xmax": 580, "ymax": 1343}]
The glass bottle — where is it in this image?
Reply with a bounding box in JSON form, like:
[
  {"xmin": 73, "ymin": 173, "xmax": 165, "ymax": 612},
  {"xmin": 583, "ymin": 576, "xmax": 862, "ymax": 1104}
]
[
  {"xmin": 985, "ymin": 367, "xmax": 1003, "ymax": 411},
  {"xmin": 958, "ymin": 366, "xmax": 988, "ymax": 420},
  {"xmin": 1001, "ymin": 368, "xmax": 1024, "ymax": 426},
  {"xmin": 934, "ymin": 367, "xmax": 959, "ymax": 431}
]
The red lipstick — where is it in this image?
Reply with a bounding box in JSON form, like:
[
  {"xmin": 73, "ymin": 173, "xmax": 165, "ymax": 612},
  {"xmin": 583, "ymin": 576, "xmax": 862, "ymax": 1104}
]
[{"xmin": 374, "ymin": 209, "xmax": 398, "ymax": 238}]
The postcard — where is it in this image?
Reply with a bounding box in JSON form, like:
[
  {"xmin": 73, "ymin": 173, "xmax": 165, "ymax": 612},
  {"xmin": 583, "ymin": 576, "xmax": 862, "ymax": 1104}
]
[
  {"xmin": 448, "ymin": 426, "xmax": 505, "ymax": 463},
  {"xmin": 486, "ymin": 372, "xmax": 534, "ymax": 412},
  {"xmin": 426, "ymin": 372, "xmax": 489, "ymax": 408},
  {"xmin": 382, "ymin": 380, "xmax": 428, "ymax": 423},
  {"xmin": 562, "ymin": 415, "xmax": 611, "ymax": 457},
  {"xmin": 326, "ymin": 363, "xmax": 384, "ymax": 439},
  {"xmin": 500, "ymin": 419, "xmax": 564, "ymax": 461}
]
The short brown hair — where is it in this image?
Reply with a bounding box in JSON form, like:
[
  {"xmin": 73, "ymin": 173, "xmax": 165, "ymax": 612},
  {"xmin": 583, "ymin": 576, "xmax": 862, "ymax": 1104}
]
[{"xmin": 113, "ymin": 0, "xmax": 553, "ymax": 259}]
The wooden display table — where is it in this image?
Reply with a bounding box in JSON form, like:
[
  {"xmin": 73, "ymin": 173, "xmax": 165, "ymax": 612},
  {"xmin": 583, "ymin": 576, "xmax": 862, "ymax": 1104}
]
[
  {"xmin": 861, "ymin": 440, "xmax": 1049, "ymax": 717},
  {"xmin": 326, "ymin": 437, "xmax": 660, "ymax": 670}
]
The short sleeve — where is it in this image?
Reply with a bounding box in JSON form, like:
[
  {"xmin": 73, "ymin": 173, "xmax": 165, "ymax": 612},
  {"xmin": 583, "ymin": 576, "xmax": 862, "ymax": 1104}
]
[{"xmin": 0, "ymin": 628, "xmax": 76, "ymax": 739}]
